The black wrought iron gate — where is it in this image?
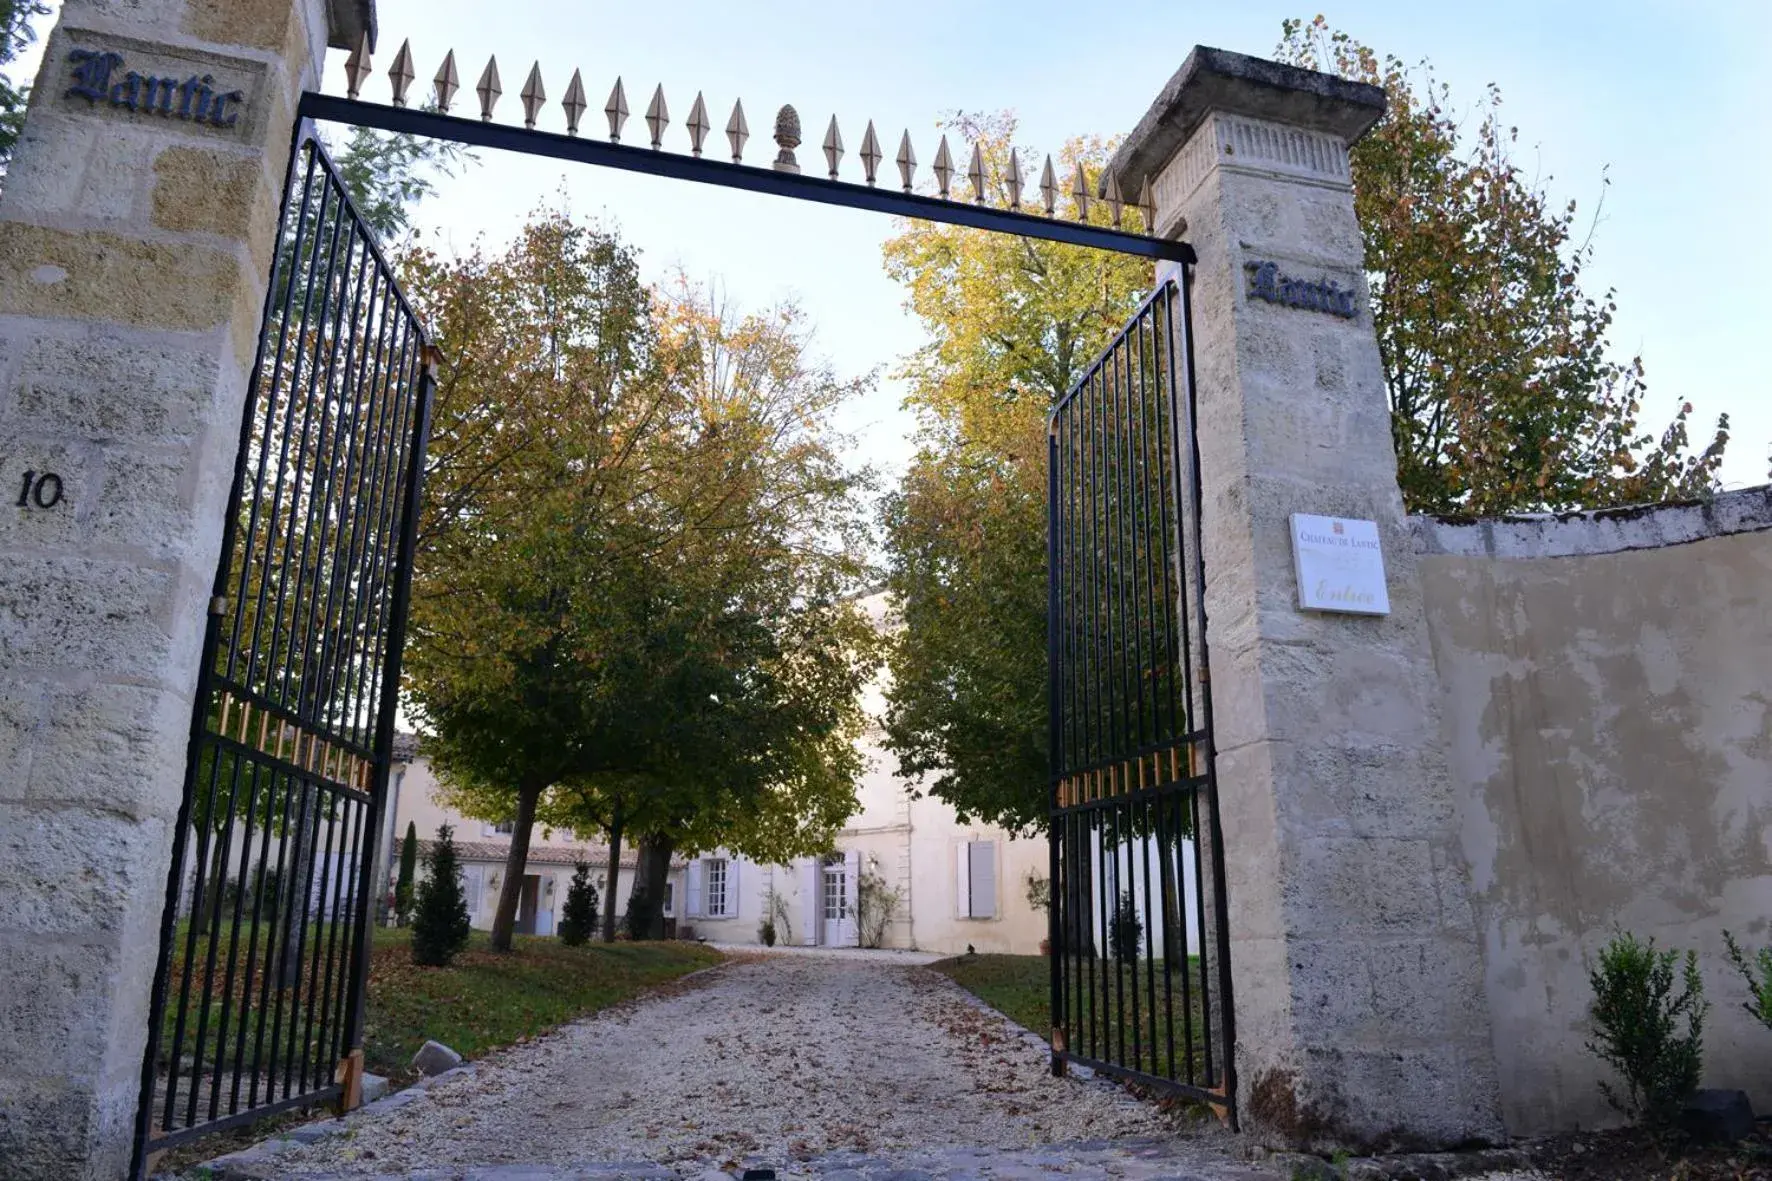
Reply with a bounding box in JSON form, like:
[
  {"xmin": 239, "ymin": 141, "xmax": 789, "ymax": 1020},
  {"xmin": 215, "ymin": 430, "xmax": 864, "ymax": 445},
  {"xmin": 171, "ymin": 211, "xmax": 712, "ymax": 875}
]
[
  {"xmin": 132, "ymin": 124, "xmax": 433, "ymax": 1173},
  {"xmin": 1046, "ymin": 276, "xmax": 1236, "ymax": 1118}
]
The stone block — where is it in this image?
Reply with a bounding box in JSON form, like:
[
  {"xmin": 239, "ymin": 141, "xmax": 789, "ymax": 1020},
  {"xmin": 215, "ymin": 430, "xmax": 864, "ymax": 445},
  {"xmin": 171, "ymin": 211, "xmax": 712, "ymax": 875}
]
[
  {"xmin": 8, "ymin": 324, "xmax": 232, "ymax": 443},
  {"xmin": 1680, "ymin": 1088, "xmax": 1755, "ymax": 1144},
  {"xmin": 410, "ymin": 1039, "xmax": 462, "ymax": 1076},
  {"xmin": 359, "ymin": 1071, "xmax": 389, "ymax": 1103},
  {"xmin": 0, "ymin": 935, "xmax": 119, "ymax": 1069},
  {"xmin": 0, "ymin": 222, "xmax": 252, "ymax": 335},
  {"xmin": 184, "ymin": 0, "xmax": 310, "ymax": 60},
  {"xmin": 153, "ymin": 144, "xmax": 274, "ymax": 237},
  {"xmin": 16, "ymin": 682, "xmax": 190, "ymax": 819},
  {"xmin": 0, "ymin": 803, "xmax": 172, "ymax": 935},
  {"xmin": 86, "ymin": 442, "xmax": 210, "ymax": 561},
  {"xmin": 0, "ymin": 553, "xmax": 182, "ymax": 682},
  {"xmin": 0, "ymin": 117, "xmax": 156, "ymax": 224},
  {"xmin": 0, "ymin": 437, "xmax": 98, "ymax": 553},
  {"xmin": 1284, "ymin": 838, "xmax": 1441, "ymax": 937},
  {"xmin": 1286, "ymin": 934, "xmax": 1488, "ymax": 1047},
  {"xmin": 0, "ymin": 1075, "xmax": 111, "ymax": 1181}
]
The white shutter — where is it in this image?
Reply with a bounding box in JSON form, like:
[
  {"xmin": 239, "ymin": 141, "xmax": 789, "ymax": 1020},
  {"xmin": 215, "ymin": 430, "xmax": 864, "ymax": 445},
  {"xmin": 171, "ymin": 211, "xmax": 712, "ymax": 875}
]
[
  {"xmin": 725, "ymin": 859, "xmax": 740, "ymax": 918},
  {"xmin": 956, "ymin": 843, "xmax": 971, "ymax": 917},
  {"xmin": 842, "ymin": 849, "xmax": 862, "ymax": 946},
  {"xmin": 800, "ymin": 857, "xmax": 819, "ymax": 945},
  {"xmin": 969, "ymin": 841, "xmax": 997, "ymax": 919},
  {"xmin": 686, "ymin": 859, "xmax": 704, "ymax": 918}
]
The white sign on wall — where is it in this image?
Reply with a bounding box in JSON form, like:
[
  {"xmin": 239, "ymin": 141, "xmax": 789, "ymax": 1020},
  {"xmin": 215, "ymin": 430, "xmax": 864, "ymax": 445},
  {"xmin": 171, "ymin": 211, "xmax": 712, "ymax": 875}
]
[{"xmin": 1289, "ymin": 514, "xmax": 1390, "ymax": 616}]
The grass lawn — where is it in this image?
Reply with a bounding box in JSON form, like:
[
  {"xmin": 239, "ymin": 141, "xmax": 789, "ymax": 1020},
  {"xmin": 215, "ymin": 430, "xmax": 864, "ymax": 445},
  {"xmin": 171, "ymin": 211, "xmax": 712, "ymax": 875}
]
[
  {"xmin": 363, "ymin": 928, "xmax": 721, "ymax": 1082},
  {"xmin": 931, "ymin": 952, "xmax": 1209, "ymax": 1083},
  {"xmin": 930, "ymin": 953, "xmax": 1052, "ymax": 1035}
]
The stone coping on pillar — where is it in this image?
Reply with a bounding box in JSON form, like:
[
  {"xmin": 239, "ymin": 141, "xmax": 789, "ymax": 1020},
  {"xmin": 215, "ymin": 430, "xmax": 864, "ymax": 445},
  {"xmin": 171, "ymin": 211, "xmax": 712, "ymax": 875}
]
[
  {"xmin": 1105, "ymin": 45, "xmax": 1385, "ymax": 201},
  {"xmin": 327, "ymin": 0, "xmax": 376, "ymax": 50},
  {"xmin": 1412, "ymin": 484, "xmax": 1772, "ymax": 561}
]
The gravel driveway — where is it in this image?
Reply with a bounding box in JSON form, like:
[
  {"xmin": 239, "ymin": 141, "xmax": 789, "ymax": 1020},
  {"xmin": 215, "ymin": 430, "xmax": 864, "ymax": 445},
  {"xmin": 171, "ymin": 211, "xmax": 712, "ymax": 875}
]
[{"xmin": 238, "ymin": 948, "xmax": 1271, "ymax": 1178}]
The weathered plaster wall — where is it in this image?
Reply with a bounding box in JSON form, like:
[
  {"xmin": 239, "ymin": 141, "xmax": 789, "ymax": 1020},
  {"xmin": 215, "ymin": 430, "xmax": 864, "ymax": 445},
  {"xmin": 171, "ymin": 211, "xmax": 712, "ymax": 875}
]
[{"xmin": 1416, "ymin": 487, "xmax": 1772, "ymax": 1134}]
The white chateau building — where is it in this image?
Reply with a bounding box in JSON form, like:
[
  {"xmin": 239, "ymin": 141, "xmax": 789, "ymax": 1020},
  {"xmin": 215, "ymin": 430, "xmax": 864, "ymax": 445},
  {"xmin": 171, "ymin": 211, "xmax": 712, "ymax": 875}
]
[{"xmin": 381, "ymin": 593, "xmax": 1050, "ymax": 954}]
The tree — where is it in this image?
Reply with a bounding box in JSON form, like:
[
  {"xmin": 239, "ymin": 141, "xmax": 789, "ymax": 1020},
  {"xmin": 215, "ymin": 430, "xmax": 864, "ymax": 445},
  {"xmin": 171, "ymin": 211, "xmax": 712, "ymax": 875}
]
[
  {"xmin": 327, "ymin": 120, "xmax": 469, "ymax": 242},
  {"xmin": 880, "ymin": 115, "xmax": 1145, "ymax": 835},
  {"xmin": 395, "ymin": 821, "xmax": 418, "ymax": 926},
  {"xmin": 402, "ymin": 220, "xmax": 876, "ymax": 953},
  {"xmin": 0, "ymin": 0, "xmax": 49, "ymax": 190},
  {"xmin": 557, "ymin": 862, "xmax": 599, "ymax": 947},
  {"xmin": 1276, "ymin": 17, "xmax": 1728, "ymax": 516},
  {"xmin": 402, "ymin": 212, "xmax": 669, "ymax": 952},
  {"xmin": 411, "ymin": 823, "xmax": 471, "ymax": 967},
  {"xmin": 554, "ymin": 281, "xmax": 879, "ymax": 940}
]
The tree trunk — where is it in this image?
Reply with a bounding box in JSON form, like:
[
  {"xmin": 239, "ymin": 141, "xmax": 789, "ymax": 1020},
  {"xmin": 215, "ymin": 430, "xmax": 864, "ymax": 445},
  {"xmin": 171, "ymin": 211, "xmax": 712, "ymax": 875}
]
[
  {"xmin": 624, "ymin": 833, "xmax": 674, "ymax": 941},
  {"xmin": 601, "ymin": 798, "xmax": 624, "ymax": 943},
  {"xmin": 277, "ymin": 781, "xmax": 319, "ymax": 990},
  {"xmin": 489, "ymin": 782, "xmax": 543, "ymax": 953}
]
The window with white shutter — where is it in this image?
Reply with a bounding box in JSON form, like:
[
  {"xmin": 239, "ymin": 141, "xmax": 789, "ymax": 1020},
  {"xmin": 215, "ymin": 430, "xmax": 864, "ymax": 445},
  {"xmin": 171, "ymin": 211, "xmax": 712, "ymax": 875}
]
[
  {"xmin": 705, "ymin": 858, "xmax": 729, "ymax": 918},
  {"xmin": 956, "ymin": 841, "xmax": 997, "ymax": 918}
]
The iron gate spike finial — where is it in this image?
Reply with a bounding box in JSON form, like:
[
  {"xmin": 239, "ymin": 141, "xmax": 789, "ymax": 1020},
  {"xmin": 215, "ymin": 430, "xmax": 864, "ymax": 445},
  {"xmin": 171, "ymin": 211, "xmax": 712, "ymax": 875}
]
[
  {"xmin": 345, "ymin": 32, "xmax": 372, "ymax": 100},
  {"xmin": 606, "ymin": 77, "xmax": 629, "ymax": 141},
  {"xmin": 1040, "ymin": 155, "xmax": 1057, "ymax": 216},
  {"xmin": 388, "ymin": 38, "xmax": 416, "ymax": 108},
  {"xmin": 967, "ymin": 141, "xmax": 986, "ymax": 204},
  {"xmin": 859, "ymin": 120, "xmax": 882, "ymax": 187},
  {"xmin": 645, "ymin": 85, "xmax": 669, "ymax": 149},
  {"xmin": 726, "ymin": 98, "xmax": 749, "ymax": 162},
  {"xmin": 823, "ymin": 115, "xmax": 844, "ymax": 180},
  {"xmin": 686, "ymin": 91, "xmax": 711, "ymax": 157},
  {"xmin": 562, "ymin": 69, "xmax": 588, "ymax": 136},
  {"xmin": 772, "ymin": 105, "xmax": 801, "ymax": 173},
  {"xmin": 932, "ymin": 134, "xmax": 953, "ymax": 199},
  {"xmin": 1006, "ymin": 148, "xmax": 1023, "ymax": 211},
  {"xmin": 1103, "ymin": 168, "xmax": 1123, "ymax": 228},
  {"xmin": 1070, "ymin": 162, "xmax": 1089, "ymax": 221},
  {"xmin": 433, "ymin": 49, "xmax": 459, "ymax": 113},
  {"xmin": 1137, "ymin": 175, "xmax": 1156, "ymax": 234},
  {"xmin": 521, "ymin": 62, "xmax": 546, "ymax": 129},
  {"xmin": 476, "ymin": 55, "xmax": 501, "ymax": 121},
  {"xmin": 896, "ymin": 130, "xmax": 916, "ymax": 192}
]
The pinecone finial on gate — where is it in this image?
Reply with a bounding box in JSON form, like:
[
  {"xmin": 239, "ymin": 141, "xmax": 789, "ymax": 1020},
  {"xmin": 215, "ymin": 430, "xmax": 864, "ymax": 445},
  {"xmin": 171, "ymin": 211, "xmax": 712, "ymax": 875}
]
[{"xmin": 772, "ymin": 104, "xmax": 801, "ymax": 173}]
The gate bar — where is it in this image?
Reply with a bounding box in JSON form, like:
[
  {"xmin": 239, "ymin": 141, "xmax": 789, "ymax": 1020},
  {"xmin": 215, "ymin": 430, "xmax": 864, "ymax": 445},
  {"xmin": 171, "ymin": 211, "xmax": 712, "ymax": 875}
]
[{"xmin": 297, "ymin": 93, "xmax": 1195, "ymax": 264}]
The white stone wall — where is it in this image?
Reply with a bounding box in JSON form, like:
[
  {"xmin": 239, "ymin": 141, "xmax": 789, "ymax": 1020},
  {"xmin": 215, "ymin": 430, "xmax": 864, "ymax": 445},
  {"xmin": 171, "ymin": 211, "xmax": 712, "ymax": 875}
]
[{"xmin": 1416, "ymin": 487, "xmax": 1772, "ymax": 1133}]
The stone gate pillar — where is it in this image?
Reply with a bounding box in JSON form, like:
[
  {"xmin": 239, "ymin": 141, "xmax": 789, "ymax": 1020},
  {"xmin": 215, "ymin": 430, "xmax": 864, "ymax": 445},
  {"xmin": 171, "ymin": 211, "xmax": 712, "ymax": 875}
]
[
  {"xmin": 0, "ymin": 1, "xmax": 370, "ymax": 1175},
  {"xmin": 1112, "ymin": 49, "xmax": 1504, "ymax": 1149}
]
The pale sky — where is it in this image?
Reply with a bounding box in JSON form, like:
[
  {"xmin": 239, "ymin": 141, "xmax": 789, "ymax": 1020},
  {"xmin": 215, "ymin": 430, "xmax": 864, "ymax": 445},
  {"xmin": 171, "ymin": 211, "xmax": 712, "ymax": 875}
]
[{"xmin": 33, "ymin": 1, "xmax": 1772, "ymax": 489}]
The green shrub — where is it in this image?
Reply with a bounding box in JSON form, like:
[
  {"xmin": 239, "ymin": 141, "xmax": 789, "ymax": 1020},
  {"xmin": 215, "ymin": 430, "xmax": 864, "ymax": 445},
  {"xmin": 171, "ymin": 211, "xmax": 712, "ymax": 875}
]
[
  {"xmin": 410, "ymin": 824, "xmax": 472, "ymax": 967},
  {"xmin": 1585, "ymin": 931, "xmax": 1707, "ymax": 1126},
  {"xmin": 758, "ymin": 918, "xmax": 777, "ymax": 947},
  {"xmin": 1109, "ymin": 891, "xmax": 1142, "ymax": 963},
  {"xmin": 1722, "ymin": 931, "xmax": 1772, "ymax": 1033},
  {"xmin": 557, "ymin": 861, "xmax": 599, "ymax": 947}
]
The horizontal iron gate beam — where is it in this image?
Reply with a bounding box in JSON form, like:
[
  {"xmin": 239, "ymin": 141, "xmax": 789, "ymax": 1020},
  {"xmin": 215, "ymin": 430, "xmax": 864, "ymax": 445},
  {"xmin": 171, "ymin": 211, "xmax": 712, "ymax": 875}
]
[{"xmin": 298, "ymin": 93, "xmax": 1196, "ymax": 264}]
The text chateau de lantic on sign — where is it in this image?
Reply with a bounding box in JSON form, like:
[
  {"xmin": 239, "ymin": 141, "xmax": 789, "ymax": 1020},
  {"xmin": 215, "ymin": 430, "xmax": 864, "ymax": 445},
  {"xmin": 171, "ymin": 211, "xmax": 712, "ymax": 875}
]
[{"xmin": 1290, "ymin": 514, "xmax": 1391, "ymax": 615}]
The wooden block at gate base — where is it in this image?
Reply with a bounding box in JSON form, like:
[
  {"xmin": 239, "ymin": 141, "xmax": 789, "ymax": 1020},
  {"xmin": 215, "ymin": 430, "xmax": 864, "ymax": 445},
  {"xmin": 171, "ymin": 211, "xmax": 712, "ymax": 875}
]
[{"xmin": 334, "ymin": 1047, "xmax": 365, "ymax": 1113}]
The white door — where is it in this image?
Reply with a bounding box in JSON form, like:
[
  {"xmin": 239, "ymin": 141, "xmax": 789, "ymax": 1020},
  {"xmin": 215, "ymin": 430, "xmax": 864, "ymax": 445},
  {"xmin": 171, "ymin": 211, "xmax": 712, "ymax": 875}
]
[{"xmin": 821, "ymin": 856, "xmax": 858, "ymax": 946}]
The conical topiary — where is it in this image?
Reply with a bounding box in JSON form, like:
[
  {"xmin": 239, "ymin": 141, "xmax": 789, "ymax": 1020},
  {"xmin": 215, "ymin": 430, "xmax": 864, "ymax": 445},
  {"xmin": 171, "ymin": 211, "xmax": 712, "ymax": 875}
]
[
  {"xmin": 395, "ymin": 820, "xmax": 418, "ymax": 927},
  {"xmin": 411, "ymin": 823, "xmax": 471, "ymax": 967},
  {"xmin": 557, "ymin": 861, "xmax": 599, "ymax": 947}
]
